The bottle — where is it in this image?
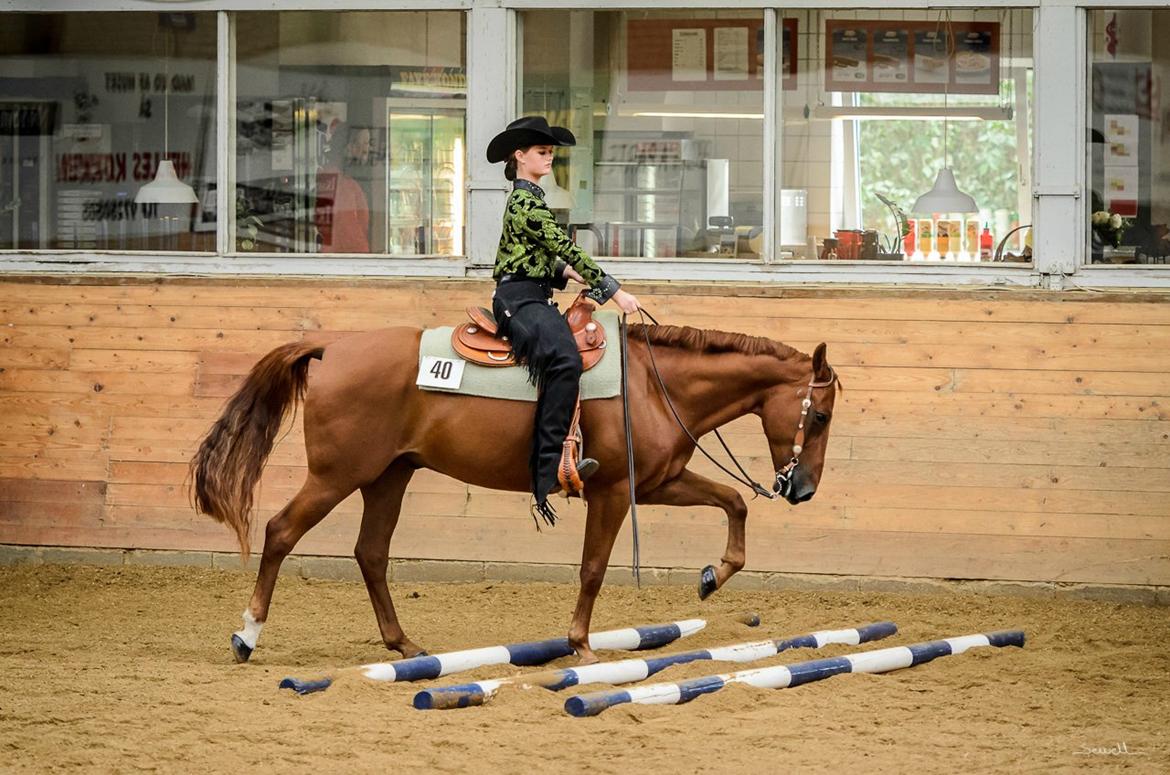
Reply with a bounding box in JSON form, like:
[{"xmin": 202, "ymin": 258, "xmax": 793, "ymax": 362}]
[
  {"xmin": 965, "ymin": 220, "xmax": 978, "ymax": 260},
  {"xmin": 919, "ymin": 219, "xmax": 933, "ymax": 256},
  {"xmin": 937, "ymin": 221, "xmax": 950, "ymax": 258},
  {"xmin": 904, "ymin": 219, "xmax": 917, "ymax": 257},
  {"xmin": 979, "ymin": 224, "xmax": 993, "ymax": 260}
]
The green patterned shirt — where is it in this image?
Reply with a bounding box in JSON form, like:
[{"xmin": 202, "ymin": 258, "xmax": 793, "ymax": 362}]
[{"xmin": 494, "ymin": 181, "xmax": 617, "ymax": 300}]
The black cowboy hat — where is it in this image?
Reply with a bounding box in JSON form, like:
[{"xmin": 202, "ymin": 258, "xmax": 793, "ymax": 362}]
[{"xmin": 486, "ymin": 116, "xmax": 576, "ymax": 163}]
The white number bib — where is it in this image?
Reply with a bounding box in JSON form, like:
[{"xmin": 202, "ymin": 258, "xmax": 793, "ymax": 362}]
[{"xmin": 416, "ymin": 356, "xmax": 465, "ymax": 390}]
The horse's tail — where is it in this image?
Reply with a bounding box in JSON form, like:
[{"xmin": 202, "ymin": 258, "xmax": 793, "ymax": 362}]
[{"xmin": 189, "ymin": 341, "xmax": 324, "ymax": 558}]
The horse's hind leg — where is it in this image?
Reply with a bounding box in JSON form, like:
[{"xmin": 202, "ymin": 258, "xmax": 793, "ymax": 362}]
[
  {"xmin": 231, "ymin": 474, "xmax": 348, "ymax": 663},
  {"xmin": 354, "ymin": 460, "xmax": 425, "ymax": 658},
  {"xmin": 639, "ymin": 468, "xmax": 748, "ymax": 600}
]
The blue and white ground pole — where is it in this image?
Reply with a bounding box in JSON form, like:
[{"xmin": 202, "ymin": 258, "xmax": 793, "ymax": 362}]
[
  {"xmin": 414, "ymin": 622, "xmax": 897, "ymax": 710},
  {"xmin": 563, "ymin": 630, "xmax": 1026, "ymax": 717},
  {"xmin": 279, "ymin": 618, "xmax": 706, "ymax": 694}
]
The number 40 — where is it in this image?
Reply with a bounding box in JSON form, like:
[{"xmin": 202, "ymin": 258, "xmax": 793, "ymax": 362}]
[{"xmin": 430, "ymin": 360, "xmax": 453, "ymax": 380}]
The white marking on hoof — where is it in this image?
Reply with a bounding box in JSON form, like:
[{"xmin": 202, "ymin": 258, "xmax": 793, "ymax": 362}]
[{"xmin": 233, "ymin": 609, "xmax": 263, "ymax": 650}]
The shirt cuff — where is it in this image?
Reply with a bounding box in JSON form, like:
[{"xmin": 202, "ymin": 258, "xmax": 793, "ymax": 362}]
[{"xmin": 586, "ymin": 274, "xmax": 621, "ymax": 304}]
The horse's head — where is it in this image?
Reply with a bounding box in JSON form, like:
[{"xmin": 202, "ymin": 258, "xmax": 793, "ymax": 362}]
[{"xmin": 757, "ymin": 343, "xmax": 839, "ymax": 505}]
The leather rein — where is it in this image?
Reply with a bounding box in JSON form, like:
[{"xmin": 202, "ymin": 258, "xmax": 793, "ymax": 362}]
[
  {"xmin": 626, "ymin": 309, "xmax": 837, "ymax": 502},
  {"xmin": 617, "ymin": 309, "xmax": 836, "ymax": 586}
]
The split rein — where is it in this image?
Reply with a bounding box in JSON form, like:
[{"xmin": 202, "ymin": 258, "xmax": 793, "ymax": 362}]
[{"xmin": 617, "ymin": 310, "xmax": 836, "ymax": 585}]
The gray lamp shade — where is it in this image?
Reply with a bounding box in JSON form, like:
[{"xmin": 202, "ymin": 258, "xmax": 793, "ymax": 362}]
[
  {"xmin": 135, "ymin": 160, "xmax": 199, "ymax": 205},
  {"xmin": 911, "ymin": 168, "xmax": 978, "ymax": 214}
]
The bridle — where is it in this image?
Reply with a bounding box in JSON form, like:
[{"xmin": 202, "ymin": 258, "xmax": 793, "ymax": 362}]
[
  {"xmin": 771, "ymin": 366, "xmax": 838, "ymax": 500},
  {"xmin": 625, "ymin": 309, "xmax": 837, "ymax": 502},
  {"xmin": 617, "ymin": 309, "xmax": 835, "ymax": 585}
]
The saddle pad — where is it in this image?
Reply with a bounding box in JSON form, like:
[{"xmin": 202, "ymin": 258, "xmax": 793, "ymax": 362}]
[{"xmin": 417, "ymin": 310, "xmax": 622, "ymax": 402}]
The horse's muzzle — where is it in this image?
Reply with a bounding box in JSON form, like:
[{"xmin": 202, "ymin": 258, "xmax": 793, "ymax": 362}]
[{"xmin": 775, "ymin": 466, "xmax": 816, "ymax": 505}]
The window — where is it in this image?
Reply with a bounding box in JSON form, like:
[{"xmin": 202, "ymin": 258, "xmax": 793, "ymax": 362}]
[
  {"xmin": 1087, "ymin": 8, "xmax": 1170, "ymax": 266},
  {"xmin": 0, "ymin": 12, "xmax": 217, "ymax": 251},
  {"xmin": 780, "ymin": 9, "xmax": 1033, "ymax": 264},
  {"xmin": 520, "ymin": 9, "xmax": 766, "ymax": 260},
  {"xmin": 234, "ymin": 11, "xmax": 466, "ymax": 256}
]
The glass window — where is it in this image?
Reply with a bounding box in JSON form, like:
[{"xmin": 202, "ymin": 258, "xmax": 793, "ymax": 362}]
[
  {"xmin": 1087, "ymin": 9, "xmax": 1170, "ymax": 266},
  {"xmin": 520, "ymin": 10, "xmax": 765, "ymax": 259},
  {"xmin": 234, "ymin": 11, "xmax": 466, "ymax": 256},
  {"xmin": 781, "ymin": 9, "xmax": 1033, "ymax": 264},
  {"xmin": 0, "ymin": 12, "xmax": 217, "ymax": 251}
]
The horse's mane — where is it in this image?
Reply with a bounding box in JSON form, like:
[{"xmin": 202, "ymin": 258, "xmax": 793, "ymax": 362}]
[{"xmin": 627, "ymin": 323, "xmax": 802, "ymax": 361}]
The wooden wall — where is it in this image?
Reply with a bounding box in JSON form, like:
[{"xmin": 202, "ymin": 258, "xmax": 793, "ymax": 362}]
[{"xmin": 2, "ymin": 277, "xmax": 1168, "ymax": 587}]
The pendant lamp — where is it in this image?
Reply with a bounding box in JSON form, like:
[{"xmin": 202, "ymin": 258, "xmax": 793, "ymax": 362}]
[
  {"xmin": 136, "ymin": 27, "xmax": 198, "ymax": 205},
  {"xmin": 912, "ymin": 12, "xmax": 977, "ymax": 215}
]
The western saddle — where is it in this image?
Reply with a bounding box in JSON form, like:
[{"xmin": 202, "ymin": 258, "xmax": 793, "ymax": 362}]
[
  {"xmin": 450, "ymin": 292, "xmax": 608, "ymax": 496},
  {"xmin": 450, "ymin": 292, "xmax": 607, "ymax": 370}
]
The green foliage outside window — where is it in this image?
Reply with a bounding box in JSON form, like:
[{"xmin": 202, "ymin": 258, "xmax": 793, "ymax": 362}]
[{"xmin": 856, "ymin": 79, "xmax": 1028, "ymax": 230}]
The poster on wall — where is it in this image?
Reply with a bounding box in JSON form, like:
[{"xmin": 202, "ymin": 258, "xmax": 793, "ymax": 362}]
[
  {"xmin": 628, "ymin": 18, "xmax": 775, "ymax": 92},
  {"xmin": 871, "ymin": 28, "xmax": 910, "ymax": 85},
  {"xmin": 671, "ymin": 29, "xmax": 708, "ymax": 82},
  {"xmin": 828, "ymin": 27, "xmax": 869, "ymax": 86},
  {"xmin": 953, "ymin": 28, "xmax": 995, "ymax": 89},
  {"xmin": 913, "ymin": 29, "xmax": 950, "ymax": 86},
  {"xmin": 713, "ymin": 27, "xmax": 749, "ymax": 81},
  {"xmin": 825, "ymin": 20, "xmax": 1000, "ymax": 94},
  {"xmin": 1104, "ymin": 113, "xmax": 1140, "ymax": 216}
]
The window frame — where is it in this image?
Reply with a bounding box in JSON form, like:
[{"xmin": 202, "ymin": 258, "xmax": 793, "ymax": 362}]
[{"xmin": 0, "ymin": 0, "xmax": 1165, "ymax": 290}]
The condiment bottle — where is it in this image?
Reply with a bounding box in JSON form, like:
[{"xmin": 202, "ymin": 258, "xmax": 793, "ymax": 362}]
[{"xmin": 979, "ymin": 224, "xmax": 993, "ymax": 260}]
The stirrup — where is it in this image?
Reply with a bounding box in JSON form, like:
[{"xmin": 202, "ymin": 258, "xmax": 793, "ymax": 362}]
[{"xmin": 557, "ymin": 397, "xmax": 587, "ymax": 495}]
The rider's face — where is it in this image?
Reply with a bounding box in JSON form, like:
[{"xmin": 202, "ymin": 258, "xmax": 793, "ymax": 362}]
[{"xmin": 515, "ymin": 145, "xmax": 555, "ymax": 179}]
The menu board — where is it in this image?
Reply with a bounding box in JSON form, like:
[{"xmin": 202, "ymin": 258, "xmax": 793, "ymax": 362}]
[
  {"xmin": 825, "ymin": 20, "xmax": 999, "ymax": 95},
  {"xmin": 628, "ymin": 18, "xmax": 797, "ymax": 92}
]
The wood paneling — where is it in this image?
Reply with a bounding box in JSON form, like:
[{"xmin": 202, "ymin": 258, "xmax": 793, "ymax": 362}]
[{"xmin": 1, "ymin": 277, "xmax": 1167, "ymax": 587}]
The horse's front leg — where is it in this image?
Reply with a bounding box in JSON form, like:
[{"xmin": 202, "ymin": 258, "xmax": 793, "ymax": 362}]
[
  {"xmin": 639, "ymin": 468, "xmax": 748, "ymax": 600},
  {"xmin": 569, "ymin": 488, "xmax": 629, "ymax": 665}
]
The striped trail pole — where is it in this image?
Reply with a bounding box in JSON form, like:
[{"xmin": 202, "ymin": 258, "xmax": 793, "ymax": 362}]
[
  {"xmin": 414, "ymin": 621, "xmax": 897, "ymax": 710},
  {"xmin": 564, "ymin": 630, "xmax": 1026, "ymax": 717},
  {"xmin": 279, "ymin": 618, "xmax": 705, "ymax": 695}
]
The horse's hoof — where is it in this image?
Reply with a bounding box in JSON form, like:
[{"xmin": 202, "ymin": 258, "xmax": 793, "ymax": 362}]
[
  {"xmin": 698, "ymin": 565, "xmax": 718, "ymax": 600},
  {"xmin": 576, "ymin": 650, "xmax": 599, "ymax": 666},
  {"xmin": 231, "ymin": 634, "xmax": 253, "ymax": 663}
]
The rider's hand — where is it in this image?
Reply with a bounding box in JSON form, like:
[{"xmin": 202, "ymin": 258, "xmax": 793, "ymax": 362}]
[
  {"xmin": 563, "ymin": 265, "xmax": 586, "ymax": 285},
  {"xmin": 612, "ymin": 289, "xmax": 641, "ymax": 315}
]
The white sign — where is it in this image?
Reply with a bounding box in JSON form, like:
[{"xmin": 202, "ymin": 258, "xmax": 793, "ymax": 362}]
[
  {"xmin": 672, "ymin": 29, "xmax": 707, "ymax": 82},
  {"xmin": 417, "ymin": 356, "xmax": 465, "ymax": 389},
  {"xmin": 714, "ymin": 27, "xmax": 749, "ymax": 81}
]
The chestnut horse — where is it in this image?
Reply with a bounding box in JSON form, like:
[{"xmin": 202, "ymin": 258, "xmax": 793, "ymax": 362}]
[{"xmin": 191, "ymin": 322, "xmax": 839, "ymax": 664}]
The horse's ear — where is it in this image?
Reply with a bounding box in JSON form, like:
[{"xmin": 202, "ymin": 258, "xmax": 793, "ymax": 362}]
[{"xmin": 812, "ymin": 342, "xmax": 831, "ymax": 381}]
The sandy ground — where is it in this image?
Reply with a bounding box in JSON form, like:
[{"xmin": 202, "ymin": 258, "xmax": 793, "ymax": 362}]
[{"xmin": 1, "ymin": 564, "xmax": 1167, "ymax": 773}]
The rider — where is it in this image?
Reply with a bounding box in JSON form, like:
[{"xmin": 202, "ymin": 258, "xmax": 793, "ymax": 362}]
[{"xmin": 487, "ymin": 116, "xmax": 641, "ymax": 525}]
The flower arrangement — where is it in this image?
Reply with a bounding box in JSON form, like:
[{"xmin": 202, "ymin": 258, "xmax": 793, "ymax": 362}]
[{"xmin": 1091, "ymin": 210, "xmax": 1131, "ymax": 248}]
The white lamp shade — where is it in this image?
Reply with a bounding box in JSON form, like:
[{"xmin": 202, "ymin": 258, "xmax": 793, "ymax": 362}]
[
  {"xmin": 911, "ymin": 168, "xmax": 978, "ymax": 214},
  {"xmin": 135, "ymin": 160, "xmax": 199, "ymax": 205}
]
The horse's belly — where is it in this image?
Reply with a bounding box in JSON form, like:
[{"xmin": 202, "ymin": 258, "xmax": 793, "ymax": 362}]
[{"xmin": 410, "ymin": 392, "xmax": 536, "ymax": 493}]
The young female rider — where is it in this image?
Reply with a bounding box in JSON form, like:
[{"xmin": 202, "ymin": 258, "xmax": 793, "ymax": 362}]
[{"xmin": 486, "ymin": 116, "xmax": 641, "ymax": 525}]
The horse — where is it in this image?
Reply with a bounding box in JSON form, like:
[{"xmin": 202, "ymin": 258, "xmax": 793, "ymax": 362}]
[{"xmin": 190, "ymin": 320, "xmax": 840, "ymax": 665}]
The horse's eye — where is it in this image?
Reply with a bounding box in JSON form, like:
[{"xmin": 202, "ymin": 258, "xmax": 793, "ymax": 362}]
[{"xmin": 814, "ymin": 411, "xmax": 829, "ymax": 424}]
